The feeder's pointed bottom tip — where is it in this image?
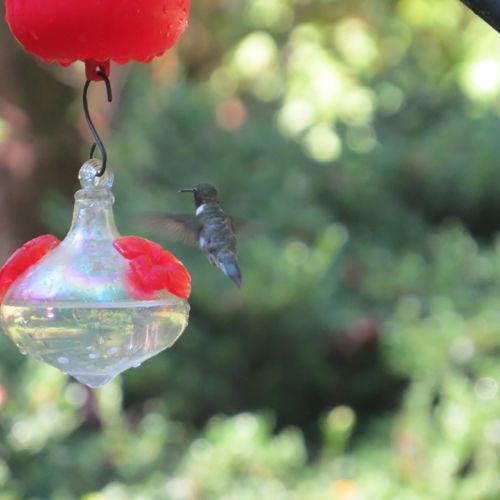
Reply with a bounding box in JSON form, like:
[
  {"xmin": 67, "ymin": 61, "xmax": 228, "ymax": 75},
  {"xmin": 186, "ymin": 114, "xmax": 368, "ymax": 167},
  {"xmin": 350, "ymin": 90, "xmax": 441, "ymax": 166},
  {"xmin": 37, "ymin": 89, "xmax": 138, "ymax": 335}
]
[{"xmin": 71, "ymin": 373, "xmax": 116, "ymax": 389}]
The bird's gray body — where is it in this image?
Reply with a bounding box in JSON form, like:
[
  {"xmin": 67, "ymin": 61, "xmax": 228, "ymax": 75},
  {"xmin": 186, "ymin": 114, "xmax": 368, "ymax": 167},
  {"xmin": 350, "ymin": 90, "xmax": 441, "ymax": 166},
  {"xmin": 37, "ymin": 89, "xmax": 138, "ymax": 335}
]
[{"xmin": 195, "ymin": 200, "xmax": 241, "ymax": 286}]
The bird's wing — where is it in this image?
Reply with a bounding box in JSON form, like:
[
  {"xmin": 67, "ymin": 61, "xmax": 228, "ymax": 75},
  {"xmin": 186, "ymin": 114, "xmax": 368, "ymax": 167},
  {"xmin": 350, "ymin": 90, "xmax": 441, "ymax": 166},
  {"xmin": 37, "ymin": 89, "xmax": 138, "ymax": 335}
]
[
  {"xmin": 230, "ymin": 217, "xmax": 270, "ymax": 238},
  {"xmin": 139, "ymin": 214, "xmax": 201, "ymax": 246}
]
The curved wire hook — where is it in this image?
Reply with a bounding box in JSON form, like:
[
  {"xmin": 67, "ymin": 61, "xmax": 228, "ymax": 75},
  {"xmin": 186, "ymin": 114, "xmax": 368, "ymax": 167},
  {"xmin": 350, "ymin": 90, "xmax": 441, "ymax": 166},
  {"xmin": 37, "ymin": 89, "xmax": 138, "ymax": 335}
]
[{"xmin": 83, "ymin": 68, "xmax": 113, "ymax": 177}]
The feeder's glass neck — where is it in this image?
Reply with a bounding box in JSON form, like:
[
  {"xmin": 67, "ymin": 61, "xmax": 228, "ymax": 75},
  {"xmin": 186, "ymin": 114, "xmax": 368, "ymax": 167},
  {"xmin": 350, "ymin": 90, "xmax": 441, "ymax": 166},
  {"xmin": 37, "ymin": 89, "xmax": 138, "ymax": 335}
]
[{"xmin": 67, "ymin": 160, "xmax": 119, "ymax": 241}]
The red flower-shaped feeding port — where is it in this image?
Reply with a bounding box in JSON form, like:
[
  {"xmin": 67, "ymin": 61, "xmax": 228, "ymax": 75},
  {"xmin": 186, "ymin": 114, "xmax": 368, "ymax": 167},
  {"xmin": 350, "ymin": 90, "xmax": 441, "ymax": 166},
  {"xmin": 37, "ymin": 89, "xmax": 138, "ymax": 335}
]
[
  {"xmin": 113, "ymin": 236, "xmax": 191, "ymax": 300},
  {"xmin": 0, "ymin": 235, "xmax": 60, "ymax": 303}
]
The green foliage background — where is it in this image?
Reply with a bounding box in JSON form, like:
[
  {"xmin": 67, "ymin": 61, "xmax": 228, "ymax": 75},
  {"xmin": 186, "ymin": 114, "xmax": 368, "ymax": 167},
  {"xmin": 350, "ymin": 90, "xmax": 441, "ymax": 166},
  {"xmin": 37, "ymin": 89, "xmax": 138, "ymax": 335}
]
[{"xmin": 2, "ymin": 0, "xmax": 500, "ymax": 498}]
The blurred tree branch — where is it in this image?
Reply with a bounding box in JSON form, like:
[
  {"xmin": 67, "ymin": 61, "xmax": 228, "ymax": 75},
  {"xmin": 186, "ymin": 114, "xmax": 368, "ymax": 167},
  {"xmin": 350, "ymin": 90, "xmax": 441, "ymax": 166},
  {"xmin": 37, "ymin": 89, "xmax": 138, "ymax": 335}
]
[{"xmin": 461, "ymin": 0, "xmax": 500, "ymax": 34}]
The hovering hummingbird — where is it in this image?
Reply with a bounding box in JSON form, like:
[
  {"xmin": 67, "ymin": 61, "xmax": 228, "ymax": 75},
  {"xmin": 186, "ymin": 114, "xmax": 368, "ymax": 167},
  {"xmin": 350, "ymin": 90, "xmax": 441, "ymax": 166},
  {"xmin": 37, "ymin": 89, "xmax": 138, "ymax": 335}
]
[{"xmin": 141, "ymin": 183, "xmax": 242, "ymax": 287}]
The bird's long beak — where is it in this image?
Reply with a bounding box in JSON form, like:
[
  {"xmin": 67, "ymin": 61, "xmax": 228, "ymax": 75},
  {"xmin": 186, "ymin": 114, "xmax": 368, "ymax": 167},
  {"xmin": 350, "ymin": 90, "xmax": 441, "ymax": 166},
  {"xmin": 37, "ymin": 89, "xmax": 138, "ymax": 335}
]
[{"xmin": 179, "ymin": 188, "xmax": 195, "ymax": 193}]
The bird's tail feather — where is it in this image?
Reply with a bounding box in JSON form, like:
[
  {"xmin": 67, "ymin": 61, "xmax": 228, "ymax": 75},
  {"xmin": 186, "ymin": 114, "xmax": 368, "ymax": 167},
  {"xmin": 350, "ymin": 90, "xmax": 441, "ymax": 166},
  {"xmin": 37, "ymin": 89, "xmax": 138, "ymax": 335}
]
[{"xmin": 220, "ymin": 260, "xmax": 242, "ymax": 287}]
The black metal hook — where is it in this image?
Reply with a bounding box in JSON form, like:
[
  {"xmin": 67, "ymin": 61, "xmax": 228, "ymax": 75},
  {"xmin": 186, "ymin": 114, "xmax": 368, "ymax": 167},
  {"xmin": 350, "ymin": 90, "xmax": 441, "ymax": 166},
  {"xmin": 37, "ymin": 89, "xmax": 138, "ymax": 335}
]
[{"xmin": 83, "ymin": 68, "xmax": 113, "ymax": 177}]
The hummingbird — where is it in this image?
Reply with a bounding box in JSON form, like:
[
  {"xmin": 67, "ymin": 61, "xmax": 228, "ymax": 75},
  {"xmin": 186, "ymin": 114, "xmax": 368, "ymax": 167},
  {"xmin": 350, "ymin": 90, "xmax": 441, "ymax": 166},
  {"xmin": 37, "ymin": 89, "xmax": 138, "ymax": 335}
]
[{"xmin": 141, "ymin": 183, "xmax": 242, "ymax": 287}]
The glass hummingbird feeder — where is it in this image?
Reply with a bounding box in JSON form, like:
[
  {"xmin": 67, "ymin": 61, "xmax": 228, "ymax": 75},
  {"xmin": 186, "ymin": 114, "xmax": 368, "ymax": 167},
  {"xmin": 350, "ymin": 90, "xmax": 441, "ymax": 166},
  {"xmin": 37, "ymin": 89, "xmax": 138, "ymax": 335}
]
[{"xmin": 0, "ymin": 0, "xmax": 192, "ymax": 387}]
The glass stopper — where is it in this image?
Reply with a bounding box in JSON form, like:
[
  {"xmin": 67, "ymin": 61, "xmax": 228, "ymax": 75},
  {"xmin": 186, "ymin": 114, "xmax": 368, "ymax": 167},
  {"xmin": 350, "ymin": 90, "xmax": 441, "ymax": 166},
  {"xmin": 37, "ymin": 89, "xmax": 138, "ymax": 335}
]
[{"xmin": 78, "ymin": 159, "xmax": 114, "ymax": 189}]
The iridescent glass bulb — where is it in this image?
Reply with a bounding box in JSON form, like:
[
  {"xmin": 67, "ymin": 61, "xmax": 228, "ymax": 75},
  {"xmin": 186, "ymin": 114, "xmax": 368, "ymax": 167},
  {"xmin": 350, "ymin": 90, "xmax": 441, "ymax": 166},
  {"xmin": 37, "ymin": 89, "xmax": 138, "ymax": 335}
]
[{"xmin": 0, "ymin": 161, "xmax": 190, "ymax": 388}]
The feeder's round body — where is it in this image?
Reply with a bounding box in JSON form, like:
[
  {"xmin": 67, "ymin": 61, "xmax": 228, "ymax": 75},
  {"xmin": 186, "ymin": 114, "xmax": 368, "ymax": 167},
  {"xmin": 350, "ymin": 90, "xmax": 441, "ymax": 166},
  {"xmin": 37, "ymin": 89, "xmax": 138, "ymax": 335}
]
[
  {"xmin": 5, "ymin": 0, "xmax": 190, "ymax": 66},
  {"xmin": 1, "ymin": 299, "xmax": 188, "ymax": 388},
  {"xmin": 0, "ymin": 162, "xmax": 190, "ymax": 388}
]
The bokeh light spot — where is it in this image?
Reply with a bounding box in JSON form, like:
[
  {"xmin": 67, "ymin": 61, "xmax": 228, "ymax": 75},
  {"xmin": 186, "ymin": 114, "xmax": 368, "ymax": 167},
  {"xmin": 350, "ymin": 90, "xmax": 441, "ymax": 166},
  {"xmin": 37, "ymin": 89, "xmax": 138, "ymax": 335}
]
[
  {"xmin": 330, "ymin": 479, "xmax": 361, "ymax": 500},
  {"xmin": 305, "ymin": 124, "xmax": 342, "ymax": 162},
  {"xmin": 0, "ymin": 118, "xmax": 11, "ymax": 143},
  {"xmin": 65, "ymin": 383, "xmax": 88, "ymax": 408},
  {"xmin": 484, "ymin": 420, "xmax": 500, "ymax": 445},
  {"xmin": 278, "ymin": 100, "xmax": 317, "ymax": 136},
  {"xmin": 376, "ymin": 82, "xmax": 406, "ymax": 115},
  {"xmin": 215, "ymin": 97, "xmax": 247, "ymax": 131},
  {"xmin": 475, "ymin": 377, "xmax": 498, "ymax": 400},
  {"xmin": 327, "ymin": 406, "xmax": 356, "ymax": 433},
  {"xmin": 339, "ymin": 87, "xmax": 375, "ymax": 126},
  {"xmin": 346, "ymin": 125, "xmax": 377, "ymax": 154},
  {"xmin": 253, "ymin": 73, "xmax": 284, "ymax": 101},
  {"xmin": 248, "ymin": 0, "xmax": 294, "ymax": 32},
  {"xmin": 461, "ymin": 59, "xmax": 500, "ymax": 101},
  {"xmin": 234, "ymin": 32, "xmax": 278, "ymax": 78},
  {"xmin": 334, "ymin": 18, "xmax": 378, "ymax": 68}
]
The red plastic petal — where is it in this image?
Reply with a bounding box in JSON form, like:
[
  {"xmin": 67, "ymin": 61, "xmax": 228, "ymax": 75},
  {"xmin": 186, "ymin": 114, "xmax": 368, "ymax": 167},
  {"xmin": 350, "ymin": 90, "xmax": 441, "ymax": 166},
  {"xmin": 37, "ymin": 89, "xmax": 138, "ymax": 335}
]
[
  {"xmin": 0, "ymin": 235, "xmax": 60, "ymax": 303},
  {"xmin": 157, "ymin": 248, "xmax": 183, "ymax": 265},
  {"xmin": 163, "ymin": 262, "xmax": 191, "ymax": 299},
  {"xmin": 113, "ymin": 237, "xmax": 163, "ymax": 261},
  {"xmin": 20, "ymin": 234, "xmax": 61, "ymax": 262},
  {"xmin": 129, "ymin": 257, "xmax": 164, "ymax": 290},
  {"xmin": 114, "ymin": 236, "xmax": 191, "ymax": 300}
]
